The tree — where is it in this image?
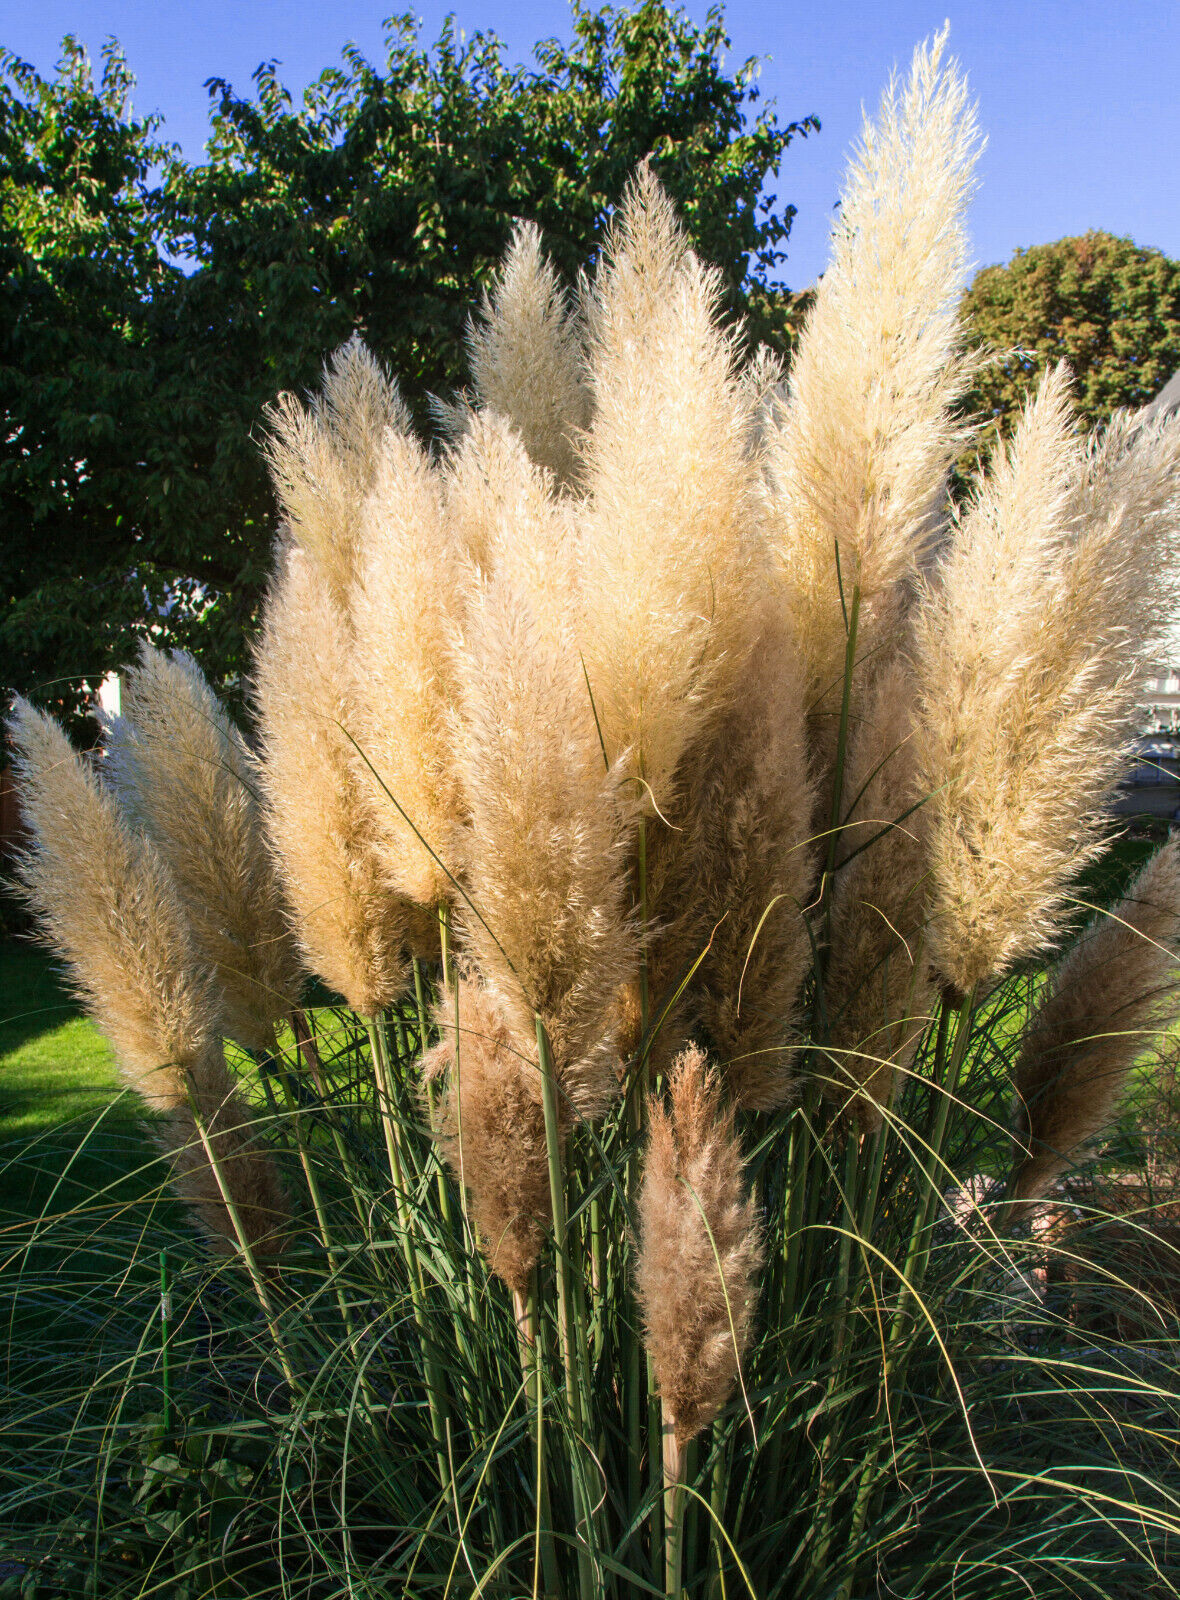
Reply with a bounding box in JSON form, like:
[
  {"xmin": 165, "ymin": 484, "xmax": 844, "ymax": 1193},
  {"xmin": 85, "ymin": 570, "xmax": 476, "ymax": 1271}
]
[
  {"xmin": 0, "ymin": 4, "xmax": 817, "ymax": 727},
  {"xmin": 961, "ymin": 231, "xmax": 1180, "ymax": 447}
]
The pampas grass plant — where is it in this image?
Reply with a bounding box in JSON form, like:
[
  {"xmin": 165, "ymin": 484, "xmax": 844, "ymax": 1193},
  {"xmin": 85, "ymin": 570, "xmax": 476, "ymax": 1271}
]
[{"xmin": 7, "ymin": 32, "xmax": 1180, "ymax": 1600}]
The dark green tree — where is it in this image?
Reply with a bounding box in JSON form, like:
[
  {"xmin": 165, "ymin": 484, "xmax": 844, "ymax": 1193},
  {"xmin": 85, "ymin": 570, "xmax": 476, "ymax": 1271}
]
[
  {"xmin": 1, "ymin": 4, "xmax": 817, "ymax": 726},
  {"xmin": 962, "ymin": 231, "xmax": 1180, "ymax": 448}
]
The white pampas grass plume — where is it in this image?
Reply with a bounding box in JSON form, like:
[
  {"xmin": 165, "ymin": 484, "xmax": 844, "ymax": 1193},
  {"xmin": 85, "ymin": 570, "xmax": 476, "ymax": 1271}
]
[
  {"xmin": 103, "ymin": 644, "xmax": 301, "ymax": 1052},
  {"xmin": 762, "ymin": 30, "xmax": 981, "ymax": 717},
  {"xmin": 823, "ymin": 659, "xmax": 935, "ymax": 1129},
  {"xmin": 652, "ymin": 600, "xmax": 816, "ymax": 1111},
  {"xmin": 576, "ymin": 165, "xmax": 763, "ymax": 814},
  {"xmin": 468, "ymin": 221, "xmax": 589, "ymax": 486},
  {"xmin": 915, "ymin": 370, "xmax": 1180, "ymax": 995},
  {"xmin": 349, "ymin": 430, "xmax": 467, "ymax": 907},
  {"xmin": 253, "ymin": 545, "xmax": 409, "ymax": 1015},
  {"xmin": 264, "ymin": 337, "xmax": 409, "ymax": 607},
  {"xmin": 7, "ymin": 698, "xmax": 287, "ymax": 1253},
  {"xmin": 422, "ymin": 965, "xmax": 551, "ymax": 1294},
  {"xmin": 453, "ymin": 572, "xmax": 635, "ymax": 1119},
  {"xmin": 1009, "ymin": 839, "xmax": 1180, "ymax": 1213},
  {"xmin": 637, "ymin": 1045, "xmax": 762, "ymax": 1447}
]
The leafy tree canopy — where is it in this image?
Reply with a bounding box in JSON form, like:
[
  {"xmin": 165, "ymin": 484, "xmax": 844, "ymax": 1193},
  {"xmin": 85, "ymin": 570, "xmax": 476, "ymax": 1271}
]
[
  {"xmin": 962, "ymin": 231, "xmax": 1180, "ymax": 447},
  {"xmin": 0, "ymin": 3, "xmax": 817, "ymax": 728}
]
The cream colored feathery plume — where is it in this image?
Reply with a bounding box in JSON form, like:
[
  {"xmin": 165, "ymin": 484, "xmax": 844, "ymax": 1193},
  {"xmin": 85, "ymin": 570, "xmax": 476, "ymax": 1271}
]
[
  {"xmin": 637, "ymin": 1045, "xmax": 762, "ymax": 1447},
  {"xmin": 263, "ymin": 337, "xmax": 409, "ymax": 607},
  {"xmin": 468, "ymin": 220, "xmax": 589, "ymax": 487},
  {"xmin": 761, "ymin": 30, "xmax": 981, "ymax": 726},
  {"xmin": 8, "ymin": 698, "xmax": 287, "ymax": 1254},
  {"xmin": 103, "ymin": 643, "xmax": 301, "ymax": 1052},
  {"xmin": 576, "ymin": 165, "xmax": 763, "ymax": 816},
  {"xmin": 650, "ymin": 598, "xmax": 816, "ymax": 1111},
  {"xmin": 823, "ymin": 659, "xmax": 935, "ymax": 1129},
  {"xmin": 422, "ymin": 964, "xmax": 551, "ymax": 1294},
  {"xmin": 452, "ymin": 567, "xmax": 636, "ymax": 1119},
  {"xmin": 349, "ymin": 429, "xmax": 467, "ymax": 908},
  {"xmin": 1009, "ymin": 839, "xmax": 1180, "ymax": 1214},
  {"xmin": 915, "ymin": 370, "xmax": 1180, "ymax": 996},
  {"xmin": 253, "ymin": 545, "xmax": 409, "ymax": 1016}
]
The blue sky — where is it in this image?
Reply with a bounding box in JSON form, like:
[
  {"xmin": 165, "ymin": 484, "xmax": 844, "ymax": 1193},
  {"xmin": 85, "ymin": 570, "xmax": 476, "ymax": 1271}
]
[{"xmin": 3, "ymin": 0, "xmax": 1177, "ymax": 287}]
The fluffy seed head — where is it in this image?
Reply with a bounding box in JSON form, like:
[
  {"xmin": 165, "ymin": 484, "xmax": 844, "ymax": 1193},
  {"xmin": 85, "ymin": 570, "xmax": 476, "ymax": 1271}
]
[
  {"xmin": 1009, "ymin": 838, "xmax": 1180, "ymax": 1212},
  {"xmin": 468, "ymin": 221, "xmax": 589, "ymax": 487},
  {"xmin": 637, "ymin": 1045, "xmax": 763, "ymax": 1446},
  {"xmin": 103, "ymin": 644, "xmax": 301, "ymax": 1051},
  {"xmin": 263, "ymin": 337, "xmax": 409, "ymax": 607},
  {"xmin": 253, "ymin": 545, "xmax": 409, "ymax": 1015},
  {"xmin": 349, "ymin": 430, "xmax": 468, "ymax": 907},
  {"xmin": 422, "ymin": 965, "xmax": 551, "ymax": 1293},
  {"xmin": 762, "ymin": 30, "xmax": 981, "ymax": 716},
  {"xmin": 823, "ymin": 659, "xmax": 935, "ymax": 1129},
  {"xmin": 576, "ymin": 165, "xmax": 764, "ymax": 814},
  {"xmin": 452, "ymin": 570, "xmax": 636, "ymax": 1119},
  {"xmin": 916, "ymin": 370, "xmax": 1180, "ymax": 994}
]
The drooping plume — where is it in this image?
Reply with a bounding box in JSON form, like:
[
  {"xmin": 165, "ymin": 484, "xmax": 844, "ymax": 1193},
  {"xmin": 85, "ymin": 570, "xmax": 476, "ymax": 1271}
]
[
  {"xmin": 253, "ymin": 545, "xmax": 409, "ymax": 1016},
  {"xmin": 349, "ymin": 430, "xmax": 467, "ymax": 908},
  {"xmin": 263, "ymin": 337, "xmax": 409, "ymax": 608},
  {"xmin": 576, "ymin": 165, "xmax": 763, "ymax": 815},
  {"xmin": 762, "ymin": 30, "xmax": 981, "ymax": 732},
  {"xmin": 637, "ymin": 1046, "xmax": 762, "ymax": 1447},
  {"xmin": 915, "ymin": 370, "xmax": 1180, "ymax": 995},
  {"xmin": 1009, "ymin": 839, "xmax": 1180, "ymax": 1213},
  {"xmin": 452, "ymin": 568, "xmax": 636, "ymax": 1120},
  {"xmin": 468, "ymin": 221, "xmax": 590, "ymax": 487},
  {"xmin": 823, "ymin": 659, "xmax": 935, "ymax": 1129},
  {"xmin": 422, "ymin": 964, "xmax": 552, "ymax": 1294},
  {"xmin": 103, "ymin": 644, "xmax": 301, "ymax": 1052},
  {"xmin": 7, "ymin": 698, "xmax": 287, "ymax": 1254}
]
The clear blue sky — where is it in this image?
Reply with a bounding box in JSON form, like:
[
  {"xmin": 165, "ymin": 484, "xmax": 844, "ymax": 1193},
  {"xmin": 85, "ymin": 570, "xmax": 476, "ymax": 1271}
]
[{"xmin": 3, "ymin": 0, "xmax": 1177, "ymax": 287}]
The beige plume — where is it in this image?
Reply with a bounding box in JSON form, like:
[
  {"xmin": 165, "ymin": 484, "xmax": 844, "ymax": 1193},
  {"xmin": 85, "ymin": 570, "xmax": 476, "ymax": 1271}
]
[
  {"xmin": 649, "ymin": 599, "xmax": 816, "ymax": 1111},
  {"xmin": 103, "ymin": 644, "xmax": 301, "ymax": 1052},
  {"xmin": 422, "ymin": 965, "xmax": 551, "ymax": 1294},
  {"xmin": 7, "ymin": 698, "xmax": 286, "ymax": 1254},
  {"xmin": 576, "ymin": 164, "xmax": 763, "ymax": 815},
  {"xmin": 1009, "ymin": 839, "xmax": 1180, "ymax": 1214},
  {"xmin": 916, "ymin": 369, "xmax": 1180, "ymax": 995},
  {"xmin": 253, "ymin": 545, "xmax": 409, "ymax": 1015},
  {"xmin": 452, "ymin": 571, "xmax": 635, "ymax": 1119},
  {"xmin": 761, "ymin": 30, "xmax": 981, "ymax": 739},
  {"xmin": 263, "ymin": 337, "xmax": 408, "ymax": 607},
  {"xmin": 468, "ymin": 220, "xmax": 589, "ymax": 487},
  {"xmin": 349, "ymin": 430, "xmax": 467, "ymax": 908},
  {"xmin": 637, "ymin": 1045, "xmax": 762, "ymax": 1447},
  {"xmin": 823, "ymin": 659, "xmax": 934, "ymax": 1129}
]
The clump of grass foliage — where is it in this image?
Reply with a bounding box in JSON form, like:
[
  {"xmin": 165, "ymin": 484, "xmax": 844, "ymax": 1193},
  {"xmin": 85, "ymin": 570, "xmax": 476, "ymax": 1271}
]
[{"xmin": 5, "ymin": 30, "xmax": 1180, "ymax": 1600}]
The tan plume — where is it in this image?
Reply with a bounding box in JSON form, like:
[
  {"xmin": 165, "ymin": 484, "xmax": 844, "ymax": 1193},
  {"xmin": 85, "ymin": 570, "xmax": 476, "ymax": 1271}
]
[
  {"xmin": 422, "ymin": 964, "xmax": 551, "ymax": 1294},
  {"xmin": 452, "ymin": 571, "xmax": 635, "ymax": 1119},
  {"xmin": 761, "ymin": 30, "xmax": 981, "ymax": 742},
  {"xmin": 1009, "ymin": 838, "xmax": 1180, "ymax": 1214},
  {"xmin": 7, "ymin": 698, "xmax": 287, "ymax": 1254},
  {"xmin": 253, "ymin": 545, "xmax": 409, "ymax": 1015},
  {"xmin": 468, "ymin": 220, "xmax": 589, "ymax": 487},
  {"xmin": 637, "ymin": 1045, "xmax": 762, "ymax": 1447},
  {"xmin": 823, "ymin": 659, "xmax": 934, "ymax": 1129},
  {"xmin": 576, "ymin": 164, "xmax": 764, "ymax": 815},
  {"xmin": 349, "ymin": 429, "xmax": 467, "ymax": 908},
  {"xmin": 263, "ymin": 336, "xmax": 409, "ymax": 607},
  {"xmin": 103, "ymin": 643, "xmax": 301, "ymax": 1052},
  {"xmin": 916, "ymin": 369, "xmax": 1180, "ymax": 994}
]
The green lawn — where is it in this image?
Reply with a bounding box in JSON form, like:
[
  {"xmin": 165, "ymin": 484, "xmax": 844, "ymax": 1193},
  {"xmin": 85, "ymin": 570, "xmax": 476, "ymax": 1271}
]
[{"xmin": 0, "ymin": 940, "xmax": 164, "ymax": 1232}]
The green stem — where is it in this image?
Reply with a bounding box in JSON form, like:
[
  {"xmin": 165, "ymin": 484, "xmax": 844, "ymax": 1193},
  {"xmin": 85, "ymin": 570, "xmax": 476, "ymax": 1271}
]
[
  {"xmin": 536, "ymin": 1016, "xmax": 595, "ymax": 1600},
  {"xmin": 159, "ymin": 1249, "xmax": 172, "ymax": 1437}
]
